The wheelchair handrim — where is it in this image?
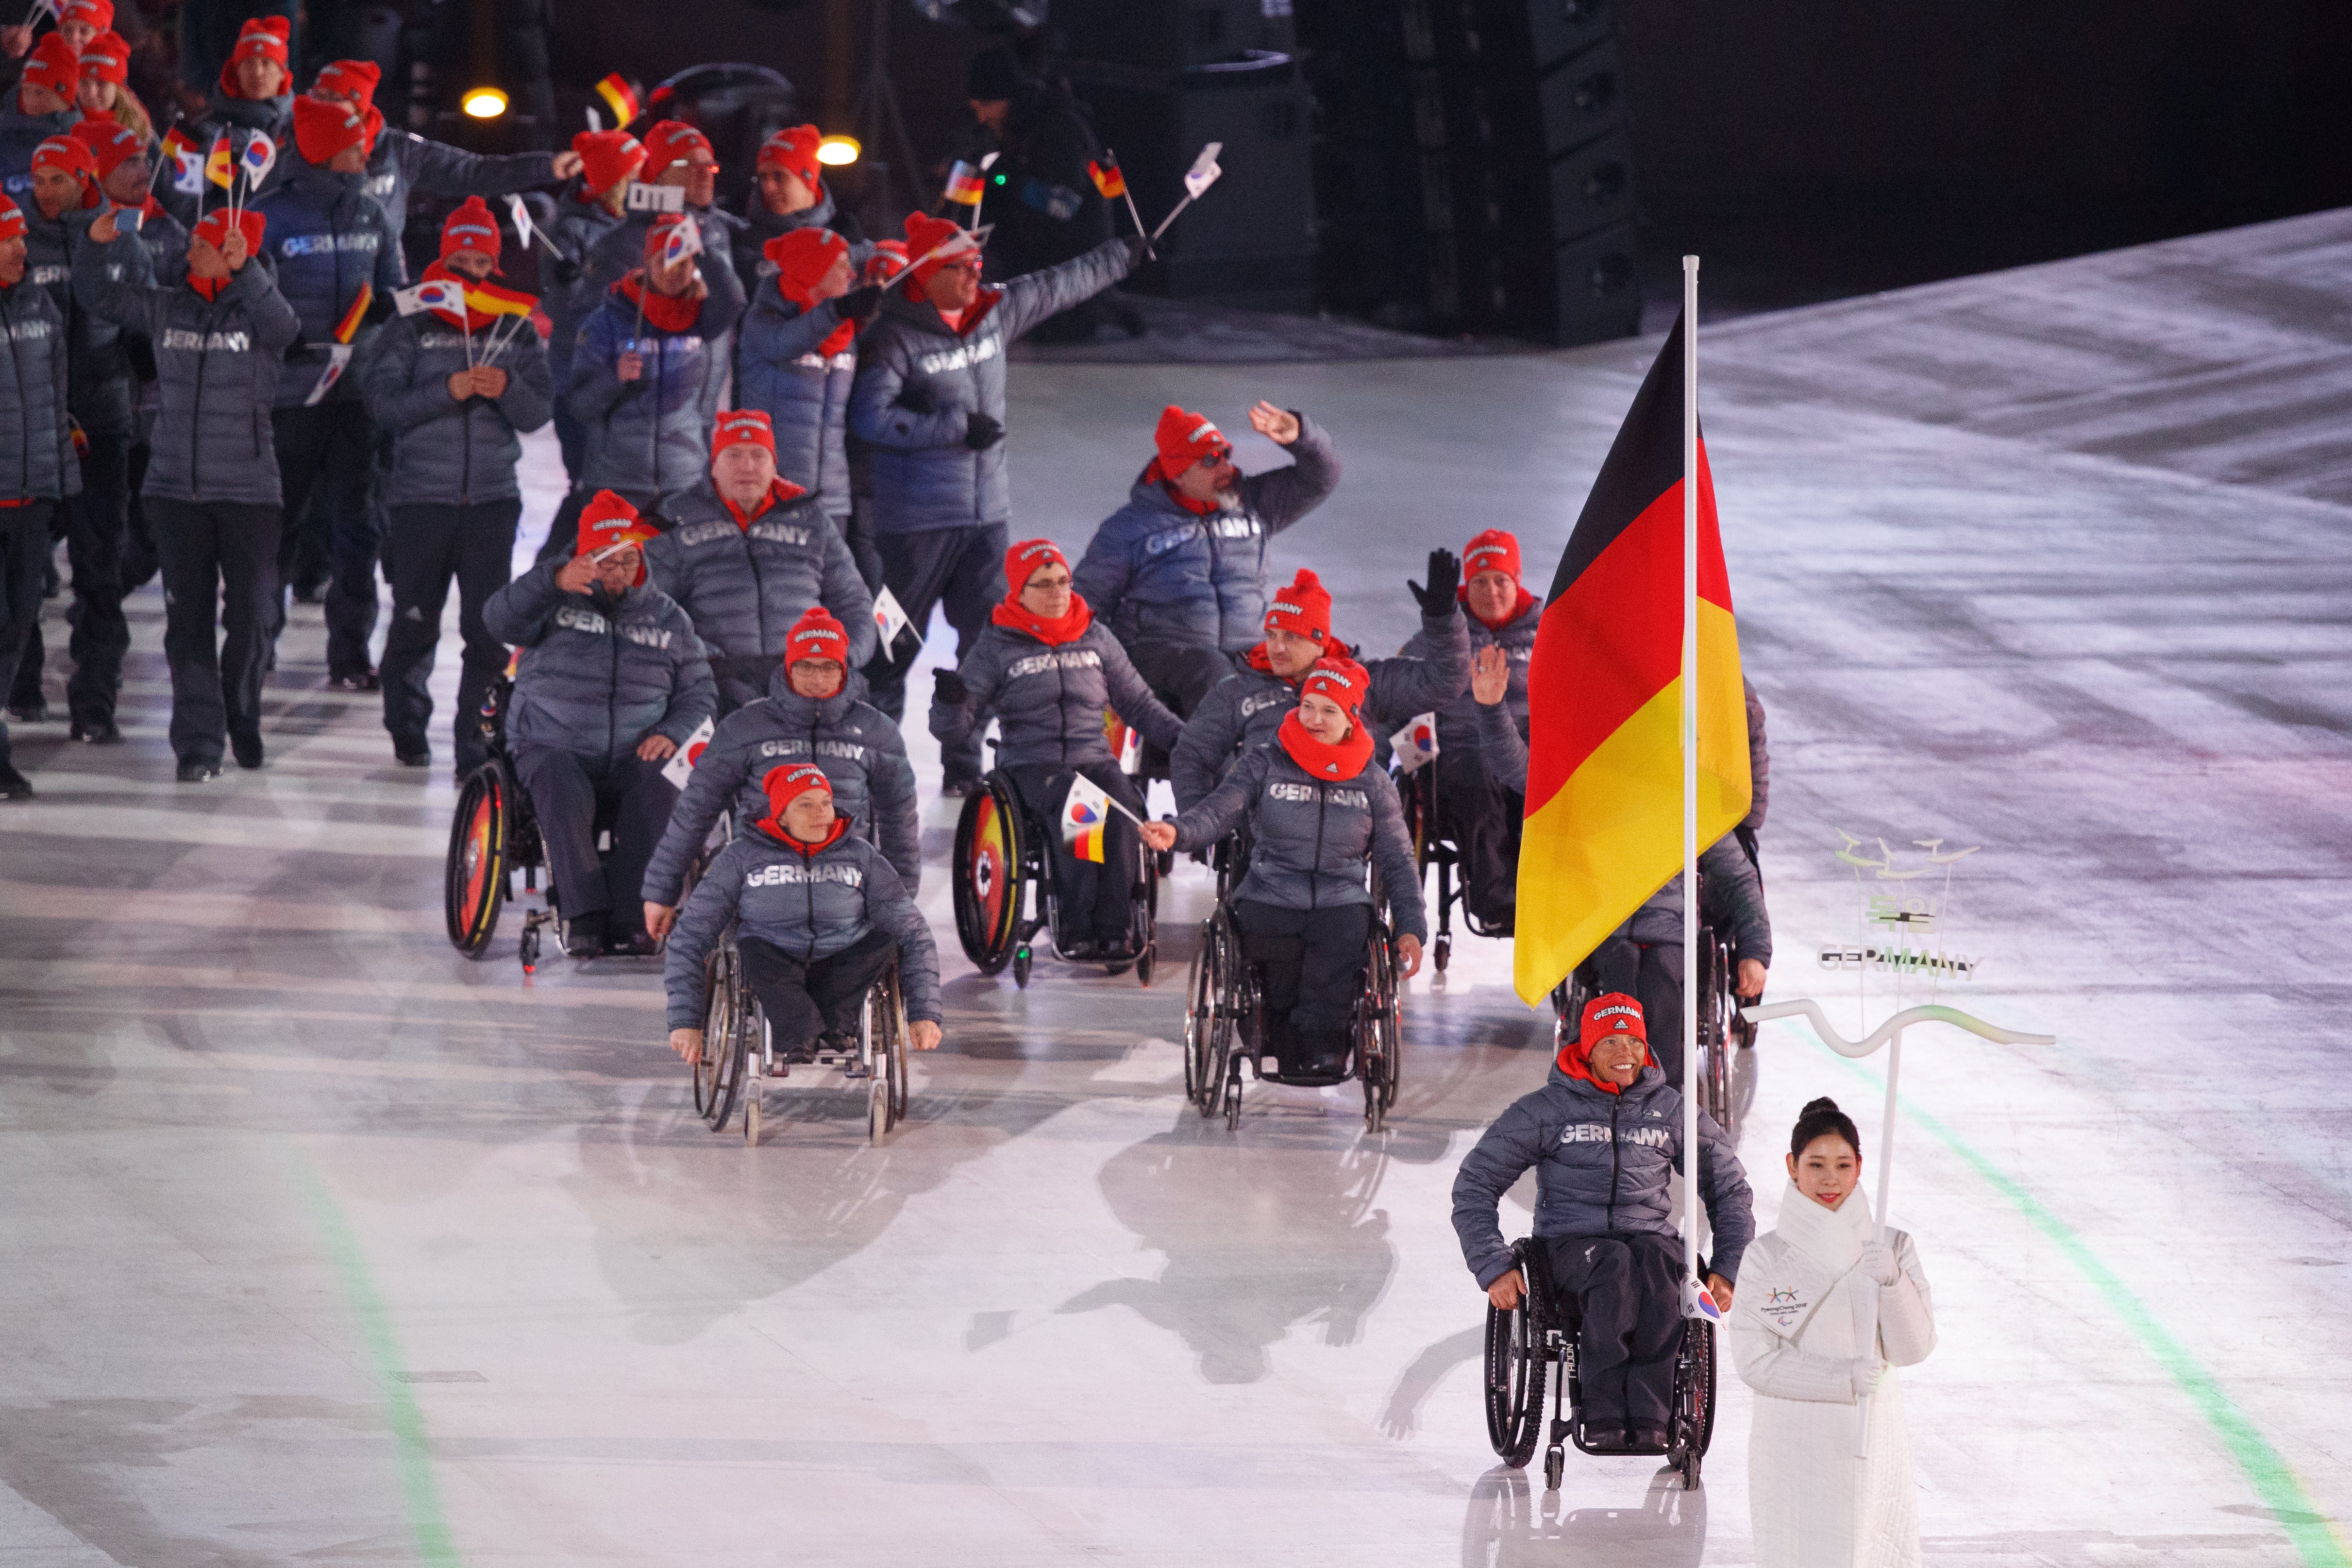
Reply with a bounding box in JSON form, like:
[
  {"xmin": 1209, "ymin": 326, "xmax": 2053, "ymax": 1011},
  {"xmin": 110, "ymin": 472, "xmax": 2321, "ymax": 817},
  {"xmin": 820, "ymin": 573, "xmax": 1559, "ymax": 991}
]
[{"xmin": 444, "ymin": 769, "xmax": 508, "ymax": 954}]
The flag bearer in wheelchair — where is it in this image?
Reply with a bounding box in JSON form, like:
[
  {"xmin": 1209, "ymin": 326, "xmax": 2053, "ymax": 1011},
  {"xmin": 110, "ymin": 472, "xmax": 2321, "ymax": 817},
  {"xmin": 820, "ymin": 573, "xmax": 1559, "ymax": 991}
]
[
  {"xmin": 641, "ymin": 409, "xmax": 876, "ymax": 715},
  {"xmin": 1452, "ymin": 994, "xmax": 1754, "ymax": 1454},
  {"xmin": 481, "ymin": 491, "xmax": 716, "ymax": 958},
  {"xmin": 641, "ymin": 605, "xmax": 919, "ymax": 943},
  {"xmin": 1141, "ymin": 657, "xmax": 1425, "ymax": 1079},
  {"xmin": 664, "ymin": 762, "xmax": 943, "ymax": 1066},
  {"xmin": 931, "ymin": 537, "xmax": 1183, "ymax": 960},
  {"xmin": 1402, "ymin": 528, "xmax": 1541, "ymax": 927},
  {"xmin": 1169, "ymin": 559, "xmax": 1470, "ymax": 811}
]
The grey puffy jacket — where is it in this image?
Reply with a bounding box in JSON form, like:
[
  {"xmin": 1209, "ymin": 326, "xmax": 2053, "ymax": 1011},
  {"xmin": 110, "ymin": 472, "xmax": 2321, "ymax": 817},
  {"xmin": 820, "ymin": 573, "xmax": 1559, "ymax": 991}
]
[
  {"xmin": 360, "ymin": 310, "xmax": 553, "ymax": 507},
  {"xmin": 362, "ymin": 131, "xmax": 557, "ymax": 236},
  {"xmin": 544, "ymin": 193, "xmax": 627, "ymax": 388},
  {"xmin": 848, "ymin": 237, "xmax": 1131, "ymax": 535},
  {"xmin": 566, "ymin": 270, "xmax": 747, "ymax": 507},
  {"xmin": 1401, "ymin": 593, "xmax": 1541, "ymax": 743},
  {"xmin": 0, "ymin": 277, "xmax": 76, "ymax": 500},
  {"xmin": 1169, "ymin": 609, "xmax": 1474, "ymax": 810},
  {"xmin": 730, "ymin": 184, "xmax": 868, "ymax": 287},
  {"xmin": 74, "ymin": 235, "xmax": 301, "ymax": 506},
  {"xmin": 1170, "ymin": 742, "xmax": 1428, "ymax": 941},
  {"xmin": 1072, "ymin": 416, "xmax": 1342, "ymax": 652},
  {"xmin": 249, "ymin": 160, "xmax": 406, "ymax": 409},
  {"xmin": 583, "ymin": 206, "xmax": 746, "ymax": 434},
  {"xmin": 640, "ymin": 670, "xmax": 918, "ymax": 906},
  {"xmin": 0, "ymin": 99, "xmax": 77, "ymax": 206},
  {"xmin": 481, "ymin": 558, "xmax": 716, "ymax": 758},
  {"xmin": 27, "ymin": 205, "xmax": 133, "ymax": 436},
  {"xmin": 1451, "ymin": 1061, "xmax": 1755, "ymax": 1289},
  {"xmin": 931, "ymin": 620, "xmax": 1181, "ymax": 772},
  {"xmin": 1742, "ymin": 676, "xmax": 1769, "ymax": 831},
  {"xmin": 641, "ymin": 480, "xmax": 877, "ymax": 707},
  {"xmin": 736, "ymin": 283, "xmax": 856, "ymax": 515},
  {"xmin": 663, "ymin": 822, "xmax": 941, "ymax": 1031}
]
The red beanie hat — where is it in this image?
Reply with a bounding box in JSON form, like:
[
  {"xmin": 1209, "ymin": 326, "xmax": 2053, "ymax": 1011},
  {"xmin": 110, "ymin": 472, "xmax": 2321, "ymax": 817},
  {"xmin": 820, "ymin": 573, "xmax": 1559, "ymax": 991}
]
[
  {"xmin": 312, "ymin": 58, "xmax": 382, "ymax": 107},
  {"xmin": 0, "ymin": 194, "xmax": 25, "ymax": 243},
  {"xmin": 191, "ymin": 205, "xmax": 266, "ymax": 258},
  {"xmin": 71, "ymin": 117, "xmax": 142, "ymax": 178},
  {"xmin": 571, "ymin": 129, "xmax": 645, "ymax": 196},
  {"xmin": 1003, "ymin": 538, "xmax": 1068, "ymax": 596},
  {"xmin": 576, "ymin": 491, "xmax": 656, "ymax": 556},
  {"xmin": 1153, "ymin": 404, "xmax": 1231, "ymax": 471},
  {"xmin": 763, "ymin": 226, "xmax": 848, "ymax": 307},
  {"xmin": 76, "ymin": 29, "xmax": 127, "ymax": 84},
  {"xmin": 1263, "ymin": 569, "xmax": 1332, "ymax": 646},
  {"xmin": 1579, "ymin": 992, "xmax": 1647, "ymax": 1048},
  {"xmin": 221, "ymin": 16, "xmax": 289, "ymax": 95},
  {"xmin": 901, "ymin": 210, "xmax": 978, "ymax": 289},
  {"xmin": 32, "ymin": 135, "xmax": 96, "ymax": 189},
  {"xmin": 643, "ymin": 118, "xmax": 712, "ymax": 173},
  {"xmin": 785, "ymin": 606, "xmax": 851, "ymax": 668},
  {"xmin": 59, "ymin": 0, "xmax": 111, "ymax": 29},
  {"xmin": 757, "ymin": 124, "xmax": 823, "ymax": 187},
  {"xmin": 760, "ymin": 762, "xmax": 833, "ymax": 819},
  {"xmin": 1298, "ymin": 656, "xmax": 1369, "ymax": 720},
  {"xmin": 22, "ymin": 34, "xmax": 79, "ymax": 100},
  {"xmin": 439, "ymin": 195, "xmax": 501, "ymax": 262},
  {"xmin": 865, "ymin": 238, "xmax": 909, "ymax": 284},
  {"xmin": 1463, "ymin": 528, "xmax": 1522, "ymax": 582},
  {"xmin": 710, "ymin": 408, "xmax": 774, "ymax": 460},
  {"xmin": 293, "ymin": 95, "xmax": 369, "ymax": 165}
]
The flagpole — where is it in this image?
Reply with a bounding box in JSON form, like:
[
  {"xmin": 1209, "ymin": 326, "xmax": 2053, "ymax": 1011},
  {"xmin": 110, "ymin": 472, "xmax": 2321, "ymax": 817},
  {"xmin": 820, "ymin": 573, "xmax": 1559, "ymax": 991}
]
[{"xmin": 1680, "ymin": 253, "xmax": 1701, "ymax": 1310}]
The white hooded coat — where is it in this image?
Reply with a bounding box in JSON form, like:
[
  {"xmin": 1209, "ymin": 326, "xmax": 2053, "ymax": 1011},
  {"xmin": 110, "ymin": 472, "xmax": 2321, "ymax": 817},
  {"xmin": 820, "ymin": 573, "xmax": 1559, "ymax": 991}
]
[{"xmin": 1728, "ymin": 1185, "xmax": 1936, "ymax": 1568}]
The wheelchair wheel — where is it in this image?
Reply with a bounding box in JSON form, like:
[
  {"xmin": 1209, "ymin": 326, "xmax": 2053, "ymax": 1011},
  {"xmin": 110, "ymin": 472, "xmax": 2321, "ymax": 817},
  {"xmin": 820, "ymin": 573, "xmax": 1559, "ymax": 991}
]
[
  {"xmin": 1675, "ymin": 1319, "xmax": 1717, "ymax": 1490},
  {"xmin": 697, "ymin": 945, "xmax": 746, "ymax": 1132},
  {"xmin": 1697, "ymin": 934, "xmax": 1738, "ymax": 1141},
  {"xmin": 952, "ymin": 775, "xmax": 1026, "ymax": 974},
  {"xmin": 445, "ymin": 763, "xmax": 512, "ymax": 956},
  {"xmin": 1483, "ymin": 1240, "xmax": 1549, "ymax": 1467},
  {"xmin": 863, "ymin": 963, "xmax": 909, "ymax": 1143},
  {"xmin": 1359, "ymin": 931, "xmax": 1402, "ymax": 1131}
]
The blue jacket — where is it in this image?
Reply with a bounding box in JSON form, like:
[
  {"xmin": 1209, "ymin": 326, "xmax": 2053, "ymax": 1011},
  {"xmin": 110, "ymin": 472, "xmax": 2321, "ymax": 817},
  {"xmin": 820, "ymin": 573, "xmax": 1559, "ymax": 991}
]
[
  {"xmin": 250, "ymin": 159, "xmax": 406, "ymax": 408},
  {"xmin": 359, "ymin": 308, "xmax": 554, "ymax": 507},
  {"xmin": 565, "ymin": 270, "xmax": 747, "ymax": 508},
  {"xmin": 481, "ymin": 557, "xmax": 716, "ymax": 759},
  {"xmin": 640, "ymin": 478, "xmax": 876, "ymax": 708},
  {"xmin": 582, "ymin": 206, "xmax": 746, "ymax": 435},
  {"xmin": 0, "ymin": 275, "xmax": 77, "ymax": 500},
  {"xmin": 931, "ymin": 619, "xmax": 1181, "ymax": 772},
  {"xmin": 1072, "ymin": 415, "xmax": 1342, "ymax": 652},
  {"xmin": 1451, "ymin": 1061, "xmax": 1756, "ymax": 1290},
  {"xmin": 848, "ymin": 237, "xmax": 1131, "ymax": 534},
  {"xmin": 663, "ymin": 822, "xmax": 941, "ymax": 1031},
  {"xmin": 74, "ymin": 235, "xmax": 301, "ymax": 506},
  {"xmin": 0, "ymin": 96, "xmax": 77, "ymax": 208},
  {"xmin": 640, "ymin": 668, "xmax": 918, "ymax": 906},
  {"xmin": 735, "ymin": 283, "xmax": 857, "ymax": 516}
]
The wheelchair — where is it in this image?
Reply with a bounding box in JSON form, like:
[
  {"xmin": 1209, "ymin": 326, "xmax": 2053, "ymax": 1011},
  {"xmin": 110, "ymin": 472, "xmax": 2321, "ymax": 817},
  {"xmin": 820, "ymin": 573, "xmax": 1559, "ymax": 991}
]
[
  {"xmin": 950, "ymin": 748, "xmax": 1160, "ymax": 990},
  {"xmin": 1397, "ymin": 756, "xmax": 1517, "ymax": 976},
  {"xmin": 1552, "ymin": 919, "xmax": 1752, "ymax": 1143},
  {"xmin": 1483, "ymin": 1237, "xmax": 1717, "ymax": 1493},
  {"xmin": 1181, "ymin": 882, "xmax": 1404, "ymax": 1133},
  {"xmin": 692, "ymin": 931, "xmax": 912, "ymax": 1146}
]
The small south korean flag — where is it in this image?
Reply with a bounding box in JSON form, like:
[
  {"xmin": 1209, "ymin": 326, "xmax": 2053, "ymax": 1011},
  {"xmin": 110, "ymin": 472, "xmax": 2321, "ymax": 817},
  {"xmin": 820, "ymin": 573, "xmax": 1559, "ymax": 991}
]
[
  {"xmin": 872, "ymin": 586, "xmax": 917, "ymax": 651},
  {"xmin": 660, "ymin": 716, "xmax": 715, "ymax": 791},
  {"xmin": 1389, "ymin": 712, "xmax": 1440, "ymax": 773}
]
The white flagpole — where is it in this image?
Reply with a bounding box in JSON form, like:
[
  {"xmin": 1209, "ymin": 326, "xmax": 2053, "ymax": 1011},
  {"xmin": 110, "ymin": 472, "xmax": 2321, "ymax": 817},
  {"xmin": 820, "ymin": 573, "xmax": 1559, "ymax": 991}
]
[{"xmin": 1681, "ymin": 253, "xmax": 1700, "ymax": 1307}]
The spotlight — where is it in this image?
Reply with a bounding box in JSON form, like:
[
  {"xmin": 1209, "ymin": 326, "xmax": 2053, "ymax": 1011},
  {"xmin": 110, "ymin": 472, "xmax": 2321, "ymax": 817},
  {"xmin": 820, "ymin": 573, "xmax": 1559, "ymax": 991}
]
[
  {"xmin": 462, "ymin": 86, "xmax": 509, "ymax": 119},
  {"xmin": 816, "ymin": 134, "xmax": 861, "ymax": 167}
]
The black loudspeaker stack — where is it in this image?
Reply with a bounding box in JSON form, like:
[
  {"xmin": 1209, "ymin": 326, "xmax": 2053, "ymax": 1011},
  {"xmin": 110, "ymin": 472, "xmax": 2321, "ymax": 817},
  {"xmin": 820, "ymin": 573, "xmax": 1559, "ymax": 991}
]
[
  {"xmin": 1054, "ymin": 1, "xmax": 1320, "ymax": 312},
  {"xmin": 1295, "ymin": 0, "xmax": 1641, "ymax": 344}
]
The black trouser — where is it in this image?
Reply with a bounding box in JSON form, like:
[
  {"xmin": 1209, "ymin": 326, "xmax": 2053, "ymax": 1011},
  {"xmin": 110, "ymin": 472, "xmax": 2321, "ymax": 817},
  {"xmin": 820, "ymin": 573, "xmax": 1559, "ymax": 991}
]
[
  {"xmin": 1232, "ymin": 898, "xmax": 1373, "ymax": 1056},
  {"xmin": 1003, "ymin": 760, "xmax": 1145, "ymax": 950},
  {"xmin": 123, "ymin": 437, "xmax": 157, "ymax": 590},
  {"xmin": 269, "ymin": 401, "xmax": 380, "ymax": 677},
  {"xmin": 380, "ymin": 499, "xmax": 520, "ymax": 775},
  {"xmin": 831, "ymin": 505, "xmax": 881, "ymax": 594},
  {"xmin": 1587, "ymin": 934, "xmax": 1685, "ymax": 1085},
  {"xmin": 1125, "ymin": 637, "xmax": 1241, "ymax": 776},
  {"xmin": 4, "ymin": 513, "xmax": 56, "ymax": 713},
  {"xmin": 738, "ymin": 927, "xmax": 897, "ymax": 1051},
  {"xmin": 1432, "ymin": 742, "xmax": 1524, "ymax": 928},
  {"xmin": 1545, "ymin": 1231, "xmax": 1686, "ymax": 1431},
  {"xmin": 147, "ymin": 498, "xmax": 282, "ymax": 766},
  {"xmin": 552, "ymin": 398, "xmax": 587, "ymax": 486},
  {"xmin": 0, "ymin": 502, "xmax": 55, "ymax": 773},
  {"xmin": 61, "ymin": 428, "xmax": 132, "ymax": 729},
  {"xmin": 866, "ymin": 520, "xmax": 1006, "ymax": 784},
  {"xmin": 512, "ymin": 744, "xmax": 677, "ymax": 939}
]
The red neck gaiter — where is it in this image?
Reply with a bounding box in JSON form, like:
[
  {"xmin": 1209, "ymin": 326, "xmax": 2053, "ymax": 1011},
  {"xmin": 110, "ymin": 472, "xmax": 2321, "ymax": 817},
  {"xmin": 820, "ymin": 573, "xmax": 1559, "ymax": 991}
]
[
  {"xmin": 753, "ymin": 813, "xmax": 851, "ymax": 856},
  {"xmin": 721, "ymin": 476, "xmax": 810, "ymax": 530},
  {"xmin": 1274, "ymin": 708, "xmax": 1374, "ymax": 782},
  {"xmin": 189, "ymin": 272, "xmax": 229, "ymax": 303},
  {"xmin": 1464, "ymin": 582, "xmax": 1539, "ymax": 631},
  {"xmin": 1243, "ymin": 636, "xmax": 1357, "ymax": 683},
  {"xmin": 618, "ymin": 270, "xmax": 701, "ymax": 333},
  {"xmin": 1554, "ymin": 1039, "xmax": 1629, "ymax": 1095},
  {"xmin": 1141, "ymin": 457, "xmax": 1217, "ymax": 516},
  {"xmin": 991, "ymin": 589, "xmax": 1094, "ymax": 647}
]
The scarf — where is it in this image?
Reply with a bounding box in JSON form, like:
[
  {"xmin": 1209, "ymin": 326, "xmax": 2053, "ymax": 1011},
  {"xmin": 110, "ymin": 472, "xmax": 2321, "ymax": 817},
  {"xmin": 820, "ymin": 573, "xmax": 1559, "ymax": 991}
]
[
  {"xmin": 751, "ymin": 812, "xmax": 851, "ymax": 856},
  {"xmin": 1139, "ymin": 457, "xmax": 1220, "ymax": 515},
  {"xmin": 189, "ymin": 271, "xmax": 228, "ymax": 303},
  {"xmin": 1463, "ymin": 581, "xmax": 1539, "ymax": 631},
  {"xmin": 1775, "ymin": 1179, "xmax": 1872, "ymax": 1275},
  {"xmin": 720, "ymin": 476, "xmax": 811, "ymax": 530},
  {"xmin": 776, "ymin": 274, "xmax": 854, "ymax": 358},
  {"xmin": 617, "ymin": 270, "xmax": 701, "ymax": 333},
  {"xmin": 991, "ymin": 589, "xmax": 1093, "ymax": 647},
  {"xmin": 1275, "ymin": 708, "xmax": 1373, "ymax": 783},
  {"xmin": 1243, "ymin": 634, "xmax": 1356, "ymax": 679},
  {"xmin": 1552, "ymin": 1038, "xmax": 1630, "ymax": 1096},
  {"xmin": 421, "ymin": 258, "xmax": 531, "ymax": 335}
]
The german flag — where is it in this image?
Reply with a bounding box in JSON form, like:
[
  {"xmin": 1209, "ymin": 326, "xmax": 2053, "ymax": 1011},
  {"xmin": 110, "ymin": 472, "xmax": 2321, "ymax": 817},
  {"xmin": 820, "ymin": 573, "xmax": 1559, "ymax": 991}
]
[
  {"xmin": 594, "ymin": 73, "xmax": 641, "ymax": 129},
  {"xmin": 462, "ymin": 280, "xmax": 536, "ymax": 320},
  {"xmin": 1086, "ymin": 158, "xmax": 1126, "ymax": 200},
  {"xmin": 1512, "ymin": 312, "xmax": 1749, "ymax": 1004},
  {"xmin": 331, "ymin": 282, "xmax": 372, "ymax": 344}
]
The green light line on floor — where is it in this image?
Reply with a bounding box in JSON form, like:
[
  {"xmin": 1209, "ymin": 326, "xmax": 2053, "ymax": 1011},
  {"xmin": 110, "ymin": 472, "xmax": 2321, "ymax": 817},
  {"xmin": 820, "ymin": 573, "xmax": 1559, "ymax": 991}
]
[
  {"xmin": 1781, "ymin": 1023, "xmax": 2349, "ymax": 1565},
  {"xmin": 289, "ymin": 1148, "xmax": 461, "ymax": 1567}
]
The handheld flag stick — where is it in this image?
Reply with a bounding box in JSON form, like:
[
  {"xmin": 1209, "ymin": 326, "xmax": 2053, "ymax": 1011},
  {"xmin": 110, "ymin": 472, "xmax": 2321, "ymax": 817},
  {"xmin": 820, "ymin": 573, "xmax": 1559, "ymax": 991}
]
[
  {"xmin": 1149, "ymin": 142, "xmax": 1224, "ymax": 244},
  {"xmin": 1680, "ymin": 253, "xmax": 1702, "ymax": 1321},
  {"xmin": 1100, "ymin": 146, "xmax": 1152, "ymax": 258}
]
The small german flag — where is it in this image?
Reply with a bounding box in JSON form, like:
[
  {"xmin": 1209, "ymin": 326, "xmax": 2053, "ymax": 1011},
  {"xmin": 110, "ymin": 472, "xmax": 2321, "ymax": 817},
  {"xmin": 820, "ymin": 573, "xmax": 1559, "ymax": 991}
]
[
  {"xmin": 462, "ymin": 280, "xmax": 537, "ymax": 320},
  {"xmin": 1512, "ymin": 311, "xmax": 1750, "ymax": 1004},
  {"xmin": 942, "ymin": 160, "xmax": 985, "ymax": 206},
  {"xmin": 204, "ymin": 134, "xmax": 234, "ymax": 190},
  {"xmin": 1086, "ymin": 158, "xmax": 1126, "ymax": 200},
  {"xmin": 594, "ymin": 73, "xmax": 640, "ymax": 129},
  {"xmin": 332, "ymin": 282, "xmax": 372, "ymax": 345}
]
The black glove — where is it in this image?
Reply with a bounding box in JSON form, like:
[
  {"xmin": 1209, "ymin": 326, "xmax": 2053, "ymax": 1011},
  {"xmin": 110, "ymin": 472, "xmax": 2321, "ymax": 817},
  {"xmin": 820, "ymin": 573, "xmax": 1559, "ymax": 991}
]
[
  {"xmin": 897, "ymin": 385, "xmax": 937, "ymax": 415},
  {"xmin": 1124, "ymin": 233, "xmax": 1151, "ymax": 269},
  {"xmin": 1407, "ymin": 548, "xmax": 1461, "ymax": 617},
  {"xmin": 964, "ymin": 411, "xmax": 1004, "ymax": 451},
  {"xmin": 933, "ymin": 669, "xmax": 969, "ymax": 705},
  {"xmin": 837, "ymin": 283, "xmax": 882, "ymax": 324}
]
